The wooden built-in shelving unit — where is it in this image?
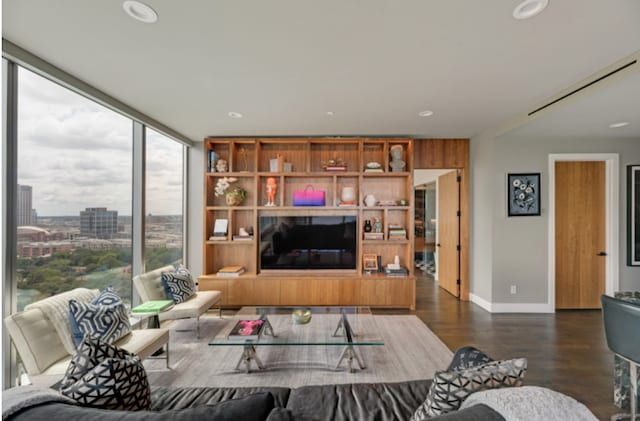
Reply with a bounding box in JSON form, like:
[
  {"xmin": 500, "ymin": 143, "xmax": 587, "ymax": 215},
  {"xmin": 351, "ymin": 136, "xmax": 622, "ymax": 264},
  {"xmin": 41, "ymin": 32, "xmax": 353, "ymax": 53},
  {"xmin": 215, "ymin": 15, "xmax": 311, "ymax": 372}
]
[{"xmin": 198, "ymin": 138, "xmax": 416, "ymax": 309}]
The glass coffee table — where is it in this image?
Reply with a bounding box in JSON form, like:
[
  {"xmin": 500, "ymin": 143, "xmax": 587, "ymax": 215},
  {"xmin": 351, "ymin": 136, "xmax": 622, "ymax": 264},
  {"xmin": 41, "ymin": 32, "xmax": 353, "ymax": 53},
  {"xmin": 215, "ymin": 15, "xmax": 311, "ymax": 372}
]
[{"xmin": 209, "ymin": 306, "xmax": 384, "ymax": 373}]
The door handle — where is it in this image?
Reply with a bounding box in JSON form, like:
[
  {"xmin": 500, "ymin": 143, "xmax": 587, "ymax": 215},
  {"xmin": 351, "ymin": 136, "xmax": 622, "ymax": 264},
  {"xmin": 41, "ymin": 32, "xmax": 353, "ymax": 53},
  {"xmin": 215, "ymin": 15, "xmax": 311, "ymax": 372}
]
[{"xmin": 597, "ymin": 251, "xmax": 607, "ymax": 256}]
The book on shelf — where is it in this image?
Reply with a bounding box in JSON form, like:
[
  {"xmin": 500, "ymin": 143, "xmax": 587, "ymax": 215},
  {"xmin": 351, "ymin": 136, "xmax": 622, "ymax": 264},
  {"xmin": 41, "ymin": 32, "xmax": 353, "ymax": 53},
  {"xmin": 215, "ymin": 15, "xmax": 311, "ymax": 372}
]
[
  {"xmin": 324, "ymin": 165, "xmax": 347, "ymax": 171},
  {"xmin": 384, "ymin": 266, "xmax": 409, "ymax": 276},
  {"xmin": 217, "ymin": 266, "xmax": 246, "ymax": 277},
  {"xmin": 227, "ymin": 319, "xmax": 265, "ymax": 341},
  {"xmin": 213, "ymin": 219, "xmax": 228, "ymax": 236},
  {"xmin": 364, "ymin": 168, "xmax": 384, "ymax": 173},
  {"xmin": 232, "ymin": 235, "xmax": 253, "ymax": 241},
  {"xmin": 364, "ymin": 232, "xmax": 384, "ymax": 240},
  {"xmin": 209, "ymin": 235, "xmax": 227, "ymax": 241},
  {"xmin": 131, "ymin": 300, "xmax": 174, "ymax": 314}
]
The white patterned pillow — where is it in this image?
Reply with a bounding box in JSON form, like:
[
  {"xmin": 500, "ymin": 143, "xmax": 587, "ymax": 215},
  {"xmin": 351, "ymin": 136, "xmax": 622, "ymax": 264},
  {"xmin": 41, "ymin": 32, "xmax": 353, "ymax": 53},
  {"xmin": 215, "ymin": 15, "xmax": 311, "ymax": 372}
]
[
  {"xmin": 410, "ymin": 358, "xmax": 528, "ymax": 420},
  {"xmin": 161, "ymin": 268, "xmax": 195, "ymax": 304},
  {"xmin": 60, "ymin": 335, "xmax": 150, "ymax": 410},
  {"xmin": 69, "ymin": 298, "xmax": 130, "ymax": 346}
]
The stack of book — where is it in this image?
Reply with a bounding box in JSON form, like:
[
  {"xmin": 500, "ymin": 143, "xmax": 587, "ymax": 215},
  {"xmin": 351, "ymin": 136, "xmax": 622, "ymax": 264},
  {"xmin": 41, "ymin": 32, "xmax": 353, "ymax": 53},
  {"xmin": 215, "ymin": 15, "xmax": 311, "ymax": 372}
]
[
  {"xmin": 363, "ymin": 232, "xmax": 384, "ymax": 240},
  {"xmin": 232, "ymin": 235, "xmax": 253, "ymax": 241},
  {"xmin": 131, "ymin": 300, "xmax": 174, "ymax": 314},
  {"xmin": 388, "ymin": 224, "xmax": 407, "ymax": 240},
  {"xmin": 324, "ymin": 165, "xmax": 347, "ymax": 171},
  {"xmin": 384, "ymin": 265, "xmax": 409, "ymax": 276},
  {"xmin": 227, "ymin": 319, "xmax": 265, "ymax": 341},
  {"xmin": 217, "ymin": 265, "xmax": 246, "ymax": 277}
]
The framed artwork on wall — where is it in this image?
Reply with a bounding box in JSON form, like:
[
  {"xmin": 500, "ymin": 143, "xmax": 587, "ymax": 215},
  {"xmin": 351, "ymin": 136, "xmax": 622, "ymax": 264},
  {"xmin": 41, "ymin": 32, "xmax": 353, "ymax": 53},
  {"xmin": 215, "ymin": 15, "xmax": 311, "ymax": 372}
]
[
  {"xmin": 627, "ymin": 165, "xmax": 640, "ymax": 266},
  {"xmin": 507, "ymin": 173, "xmax": 541, "ymax": 217}
]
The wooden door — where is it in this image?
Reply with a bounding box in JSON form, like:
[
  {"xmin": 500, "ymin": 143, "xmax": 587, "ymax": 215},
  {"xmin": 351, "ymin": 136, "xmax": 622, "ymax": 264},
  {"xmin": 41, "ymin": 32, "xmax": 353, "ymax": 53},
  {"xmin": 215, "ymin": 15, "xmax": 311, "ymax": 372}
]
[
  {"xmin": 437, "ymin": 170, "xmax": 460, "ymax": 297},
  {"xmin": 555, "ymin": 161, "xmax": 606, "ymax": 309}
]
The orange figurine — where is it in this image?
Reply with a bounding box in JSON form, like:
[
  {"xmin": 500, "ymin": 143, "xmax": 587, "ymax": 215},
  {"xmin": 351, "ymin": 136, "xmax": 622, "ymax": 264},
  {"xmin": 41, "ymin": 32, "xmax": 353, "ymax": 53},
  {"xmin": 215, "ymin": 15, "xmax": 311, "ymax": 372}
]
[{"xmin": 265, "ymin": 177, "xmax": 278, "ymax": 206}]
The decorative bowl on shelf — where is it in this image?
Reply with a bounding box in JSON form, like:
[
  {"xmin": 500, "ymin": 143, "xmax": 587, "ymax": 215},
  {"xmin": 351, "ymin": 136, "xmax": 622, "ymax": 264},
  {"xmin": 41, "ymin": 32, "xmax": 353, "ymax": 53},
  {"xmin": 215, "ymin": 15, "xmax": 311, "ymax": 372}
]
[{"xmin": 291, "ymin": 308, "xmax": 312, "ymax": 324}]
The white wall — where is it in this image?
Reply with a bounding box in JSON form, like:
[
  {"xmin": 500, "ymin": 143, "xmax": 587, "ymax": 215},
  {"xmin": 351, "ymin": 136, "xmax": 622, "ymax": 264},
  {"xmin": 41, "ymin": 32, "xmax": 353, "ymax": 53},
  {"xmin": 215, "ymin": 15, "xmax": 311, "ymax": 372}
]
[
  {"xmin": 187, "ymin": 143, "xmax": 204, "ymax": 279},
  {"xmin": 471, "ymin": 134, "xmax": 640, "ymax": 310}
]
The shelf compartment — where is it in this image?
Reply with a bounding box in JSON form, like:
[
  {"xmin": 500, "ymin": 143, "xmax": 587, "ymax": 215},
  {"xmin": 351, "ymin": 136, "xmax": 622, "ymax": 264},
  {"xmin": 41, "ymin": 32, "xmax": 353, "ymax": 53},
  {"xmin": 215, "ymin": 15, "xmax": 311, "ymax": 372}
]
[
  {"xmin": 258, "ymin": 141, "xmax": 308, "ymax": 173},
  {"xmin": 231, "ymin": 141, "xmax": 256, "ymax": 173},
  {"xmin": 310, "ymin": 141, "xmax": 358, "ymax": 172},
  {"xmin": 283, "ymin": 177, "xmax": 333, "ymax": 207},
  {"xmin": 205, "ymin": 209, "xmax": 230, "ymax": 242}
]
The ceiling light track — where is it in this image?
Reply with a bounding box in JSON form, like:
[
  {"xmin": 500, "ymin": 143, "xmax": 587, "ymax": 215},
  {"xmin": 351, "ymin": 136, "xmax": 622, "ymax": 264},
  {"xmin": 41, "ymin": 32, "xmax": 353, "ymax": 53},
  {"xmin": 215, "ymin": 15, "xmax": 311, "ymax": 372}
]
[{"xmin": 528, "ymin": 59, "xmax": 637, "ymax": 116}]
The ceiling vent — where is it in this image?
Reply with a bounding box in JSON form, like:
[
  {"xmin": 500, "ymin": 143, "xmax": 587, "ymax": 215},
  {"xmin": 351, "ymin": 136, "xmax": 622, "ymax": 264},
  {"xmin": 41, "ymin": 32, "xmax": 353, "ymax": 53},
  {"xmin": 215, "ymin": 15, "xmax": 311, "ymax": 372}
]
[{"xmin": 528, "ymin": 59, "xmax": 637, "ymax": 116}]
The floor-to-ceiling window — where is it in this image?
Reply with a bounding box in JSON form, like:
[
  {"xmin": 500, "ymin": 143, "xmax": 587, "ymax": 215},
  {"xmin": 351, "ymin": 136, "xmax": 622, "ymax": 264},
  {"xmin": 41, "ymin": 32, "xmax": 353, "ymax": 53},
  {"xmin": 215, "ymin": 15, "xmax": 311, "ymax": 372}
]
[
  {"xmin": 144, "ymin": 128, "xmax": 184, "ymax": 271},
  {"xmin": 16, "ymin": 67, "xmax": 133, "ymax": 308}
]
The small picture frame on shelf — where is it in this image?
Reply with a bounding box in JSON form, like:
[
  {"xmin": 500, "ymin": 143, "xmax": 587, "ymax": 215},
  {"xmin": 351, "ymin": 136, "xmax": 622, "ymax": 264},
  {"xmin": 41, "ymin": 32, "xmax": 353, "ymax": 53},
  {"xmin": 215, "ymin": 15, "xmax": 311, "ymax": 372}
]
[{"xmin": 363, "ymin": 254, "xmax": 378, "ymax": 272}]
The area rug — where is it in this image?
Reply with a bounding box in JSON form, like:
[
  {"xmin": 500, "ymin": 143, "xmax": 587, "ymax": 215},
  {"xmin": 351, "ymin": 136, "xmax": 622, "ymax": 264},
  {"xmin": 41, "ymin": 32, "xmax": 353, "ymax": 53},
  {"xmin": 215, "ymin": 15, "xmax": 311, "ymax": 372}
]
[{"xmin": 145, "ymin": 315, "xmax": 452, "ymax": 388}]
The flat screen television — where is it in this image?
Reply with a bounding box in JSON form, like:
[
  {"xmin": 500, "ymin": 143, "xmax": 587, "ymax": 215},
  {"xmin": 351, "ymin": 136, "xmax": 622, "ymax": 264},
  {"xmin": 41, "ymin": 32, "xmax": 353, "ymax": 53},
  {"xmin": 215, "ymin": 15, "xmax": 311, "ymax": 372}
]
[{"xmin": 259, "ymin": 215, "xmax": 357, "ymax": 270}]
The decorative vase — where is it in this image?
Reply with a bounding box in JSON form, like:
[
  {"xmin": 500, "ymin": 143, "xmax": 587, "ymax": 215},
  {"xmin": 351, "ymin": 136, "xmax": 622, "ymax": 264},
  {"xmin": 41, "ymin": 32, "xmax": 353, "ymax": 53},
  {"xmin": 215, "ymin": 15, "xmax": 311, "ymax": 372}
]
[
  {"xmin": 364, "ymin": 220, "xmax": 372, "ymax": 233},
  {"xmin": 341, "ymin": 186, "xmax": 355, "ymax": 205},
  {"xmin": 364, "ymin": 194, "xmax": 376, "ymax": 207},
  {"xmin": 225, "ymin": 192, "xmax": 243, "ymax": 206},
  {"xmin": 291, "ymin": 308, "xmax": 312, "ymax": 324}
]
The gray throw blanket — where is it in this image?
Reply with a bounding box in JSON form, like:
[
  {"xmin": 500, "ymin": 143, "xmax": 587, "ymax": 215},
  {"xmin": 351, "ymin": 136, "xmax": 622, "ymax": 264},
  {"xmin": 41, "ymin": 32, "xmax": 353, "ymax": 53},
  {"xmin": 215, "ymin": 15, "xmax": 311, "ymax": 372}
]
[
  {"xmin": 2, "ymin": 385, "xmax": 76, "ymax": 419},
  {"xmin": 460, "ymin": 386, "xmax": 598, "ymax": 421},
  {"xmin": 24, "ymin": 288, "xmax": 98, "ymax": 354}
]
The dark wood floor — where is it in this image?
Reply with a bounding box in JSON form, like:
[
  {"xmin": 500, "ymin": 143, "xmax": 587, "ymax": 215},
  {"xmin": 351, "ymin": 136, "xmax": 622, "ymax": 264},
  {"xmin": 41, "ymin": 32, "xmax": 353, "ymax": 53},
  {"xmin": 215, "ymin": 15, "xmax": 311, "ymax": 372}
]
[{"xmin": 386, "ymin": 274, "xmax": 619, "ymax": 420}]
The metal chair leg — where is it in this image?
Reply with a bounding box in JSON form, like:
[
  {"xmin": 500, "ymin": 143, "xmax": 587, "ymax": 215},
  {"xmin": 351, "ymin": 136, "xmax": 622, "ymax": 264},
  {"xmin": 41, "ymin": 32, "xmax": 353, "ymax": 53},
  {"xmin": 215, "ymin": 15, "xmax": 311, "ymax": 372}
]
[{"xmin": 196, "ymin": 316, "xmax": 200, "ymax": 339}]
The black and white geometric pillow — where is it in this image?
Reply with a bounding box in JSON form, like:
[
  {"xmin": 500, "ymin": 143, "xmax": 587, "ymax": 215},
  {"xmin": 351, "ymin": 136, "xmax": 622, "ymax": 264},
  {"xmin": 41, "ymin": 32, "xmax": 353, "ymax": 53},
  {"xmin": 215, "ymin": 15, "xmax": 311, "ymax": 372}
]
[
  {"xmin": 91, "ymin": 286, "xmax": 122, "ymax": 306},
  {"xmin": 446, "ymin": 346, "xmax": 494, "ymax": 371},
  {"xmin": 60, "ymin": 335, "xmax": 151, "ymax": 410},
  {"xmin": 410, "ymin": 358, "xmax": 528, "ymax": 420},
  {"xmin": 69, "ymin": 299, "xmax": 131, "ymax": 346},
  {"xmin": 161, "ymin": 269, "xmax": 195, "ymax": 304}
]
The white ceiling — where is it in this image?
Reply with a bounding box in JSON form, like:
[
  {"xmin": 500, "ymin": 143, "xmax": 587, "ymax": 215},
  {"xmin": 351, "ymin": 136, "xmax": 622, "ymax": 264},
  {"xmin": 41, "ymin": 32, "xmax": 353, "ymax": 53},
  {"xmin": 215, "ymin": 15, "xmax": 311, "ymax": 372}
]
[{"xmin": 3, "ymin": 0, "xmax": 640, "ymax": 142}]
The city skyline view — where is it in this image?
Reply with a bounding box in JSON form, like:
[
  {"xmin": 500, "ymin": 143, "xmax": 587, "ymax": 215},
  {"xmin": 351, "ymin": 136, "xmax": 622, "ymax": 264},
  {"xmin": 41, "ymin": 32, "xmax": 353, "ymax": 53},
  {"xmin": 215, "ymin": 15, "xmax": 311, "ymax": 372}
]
[{"xmin": 17, "ymin": 66, "xmax": 184, "ymax": 217}]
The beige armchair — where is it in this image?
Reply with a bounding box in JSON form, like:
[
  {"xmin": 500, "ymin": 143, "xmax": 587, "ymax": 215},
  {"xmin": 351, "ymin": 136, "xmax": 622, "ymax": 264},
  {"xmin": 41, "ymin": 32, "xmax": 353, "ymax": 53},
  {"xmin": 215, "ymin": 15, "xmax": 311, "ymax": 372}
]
[
  {"xmin": 133, "ymin": 265, "xmax": 222, "ymax": 338},
  {"xmin": 4, "ymin": 288, "xmax": 169, "ymax": 387}
]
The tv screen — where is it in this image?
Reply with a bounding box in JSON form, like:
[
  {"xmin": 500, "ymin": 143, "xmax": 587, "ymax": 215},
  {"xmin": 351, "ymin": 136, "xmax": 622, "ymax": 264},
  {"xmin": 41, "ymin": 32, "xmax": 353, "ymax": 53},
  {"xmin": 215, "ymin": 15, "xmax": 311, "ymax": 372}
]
[{"xmin": 259, "ymin": 215, "xmax": 357, "ymax": 270}]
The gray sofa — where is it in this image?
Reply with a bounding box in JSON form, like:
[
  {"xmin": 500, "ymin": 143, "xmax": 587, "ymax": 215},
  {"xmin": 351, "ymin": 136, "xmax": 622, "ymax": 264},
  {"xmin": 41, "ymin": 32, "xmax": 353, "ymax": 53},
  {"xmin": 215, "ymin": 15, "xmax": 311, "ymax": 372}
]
[{"xmin": 3, "ymin": 381, "xmax": 505, "ymax": 421}]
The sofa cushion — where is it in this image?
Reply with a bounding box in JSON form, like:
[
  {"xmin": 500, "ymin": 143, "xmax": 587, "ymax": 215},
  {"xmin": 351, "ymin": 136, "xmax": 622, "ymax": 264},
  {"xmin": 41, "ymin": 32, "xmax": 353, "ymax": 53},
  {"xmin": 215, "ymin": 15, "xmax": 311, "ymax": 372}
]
[
  {"xmin": 3, "ymin": 308, "xmax": 69, "ymax": 376},
  {"xmin": 133, "ymin": 265, "xmax": 174, "ymax": 302},
  {"xmin": 158, "ymin": 290, "xmax": 222, "ymax": 321},
  {"xmin": 446, "ymin": 346, "xmax": 494, "ymax": 372},
  {"xmin": 68, "ymin": 299, "xmax": 130, "ymax": 346},
  {"xmin": 161, "ymin": 269, "xmax": 196, "ymax": 304},
  {"xmin": 151, "ymin": 385, "xmax": 291, "ymax": 410},
  {"xmin": 286, "ymin": 379, "xmax": 432, "ymax": 421},
  {"xmin": 6, "ymin": 392, "xmax": 277, "ymax": 421},
  {"xmin": 60, "ymin": 336, "xmax": 151, "ymax": 411},
  {"xmin": 411, "ymin": 358, "xmax": 528, "ymax": 420},
  {"xmin": 69, "ymin": 287, "xmax": 130, "ymax": 346}
]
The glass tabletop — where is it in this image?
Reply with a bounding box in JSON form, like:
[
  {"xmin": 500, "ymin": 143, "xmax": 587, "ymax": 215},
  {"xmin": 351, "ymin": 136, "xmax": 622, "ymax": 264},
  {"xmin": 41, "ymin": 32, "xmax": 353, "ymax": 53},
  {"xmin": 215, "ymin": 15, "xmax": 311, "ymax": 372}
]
[{"xmin": 208, "ymin": 306, "xmax": 384, "ymax": 347}]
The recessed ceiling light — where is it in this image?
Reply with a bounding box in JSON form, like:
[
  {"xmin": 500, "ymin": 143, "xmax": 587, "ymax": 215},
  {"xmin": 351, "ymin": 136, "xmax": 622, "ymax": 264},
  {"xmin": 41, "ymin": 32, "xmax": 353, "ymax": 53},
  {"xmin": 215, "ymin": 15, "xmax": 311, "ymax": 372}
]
[
  {"xmin": 123, "ymin": 1, "xmax": 158, "ymax": 23},
  {"xmin": 228, "ymin": 112, "xmax": 243, "ymax": 119},
  {"xmin": 418, "ymin": 110, "xmax": 434, "ymax": 117},
  {"xmin": 326, "ymin": 111, "xmax": 335, "ymax": 116},
  {"xmin": 609, "ymin": 121, "xmax": 630, "ymax": 128},
  {"xmin": 513, "ymin": 0, "xmax": 549, "ymax": 20}
]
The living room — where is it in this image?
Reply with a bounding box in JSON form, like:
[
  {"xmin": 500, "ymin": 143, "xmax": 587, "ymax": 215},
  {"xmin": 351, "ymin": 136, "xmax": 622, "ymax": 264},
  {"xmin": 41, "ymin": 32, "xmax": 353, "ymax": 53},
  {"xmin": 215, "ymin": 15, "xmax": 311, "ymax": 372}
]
[{"xmin": 2, "ymin": 1, "xmax": 640, "ymax": 420}]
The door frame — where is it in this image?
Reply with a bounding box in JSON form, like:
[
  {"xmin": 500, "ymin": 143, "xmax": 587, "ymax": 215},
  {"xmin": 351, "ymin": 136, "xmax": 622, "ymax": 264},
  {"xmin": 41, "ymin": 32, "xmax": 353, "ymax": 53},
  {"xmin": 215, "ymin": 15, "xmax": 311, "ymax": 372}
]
[{"xmin": 547, "ymin": 153, "xmax": 619, "ymax": 311}]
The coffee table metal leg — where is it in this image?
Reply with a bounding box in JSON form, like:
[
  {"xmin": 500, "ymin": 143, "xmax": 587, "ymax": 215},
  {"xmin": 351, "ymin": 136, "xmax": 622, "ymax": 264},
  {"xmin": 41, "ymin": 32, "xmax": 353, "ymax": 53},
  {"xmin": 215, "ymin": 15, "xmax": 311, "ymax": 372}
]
[
  {"xmin": 335, "ymin": 345, "xmax": 366, "ymax": 373},
  {"xmin": 235, "ymin": 344, "xmax": 264, "ymax": 373}
]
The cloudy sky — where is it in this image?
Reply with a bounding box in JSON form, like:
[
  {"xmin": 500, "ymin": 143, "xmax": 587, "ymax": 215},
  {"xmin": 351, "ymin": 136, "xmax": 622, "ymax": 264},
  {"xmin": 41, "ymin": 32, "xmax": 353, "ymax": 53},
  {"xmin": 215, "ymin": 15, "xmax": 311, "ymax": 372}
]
[{"xmin": 17, "ymin": 67, "xmax": 183, "ymax": 216}]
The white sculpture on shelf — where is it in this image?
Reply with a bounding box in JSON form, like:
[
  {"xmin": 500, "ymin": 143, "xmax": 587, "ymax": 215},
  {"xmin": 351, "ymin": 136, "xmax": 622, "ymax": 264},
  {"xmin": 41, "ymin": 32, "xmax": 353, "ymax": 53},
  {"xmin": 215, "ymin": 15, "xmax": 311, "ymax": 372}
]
[{"xmin": 389, "ymin": 144, "xmax": 406, "ymax": 172}]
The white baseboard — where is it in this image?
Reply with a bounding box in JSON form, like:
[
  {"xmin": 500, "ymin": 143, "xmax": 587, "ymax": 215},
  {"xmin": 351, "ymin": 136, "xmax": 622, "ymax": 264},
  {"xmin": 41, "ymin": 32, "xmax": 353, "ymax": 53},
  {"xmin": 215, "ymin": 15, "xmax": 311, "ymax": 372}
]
[
  {"xmin": 469, "ymin": 293, "xmax": 492, "ymax": 312},
  {"xmin": 469, "ymin": 293, "xmax": 554, "ymax": 313}
]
